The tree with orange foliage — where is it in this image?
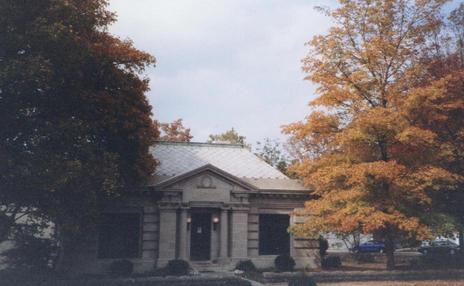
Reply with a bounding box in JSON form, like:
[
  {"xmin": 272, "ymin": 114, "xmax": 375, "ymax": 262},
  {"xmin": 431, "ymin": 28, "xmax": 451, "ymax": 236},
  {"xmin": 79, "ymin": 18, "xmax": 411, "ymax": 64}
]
[
  {"xmin": 156, "ymin": 119, "xmax": 193, "ymax": 142},
  {"xmin": 408, "ymin": 3, "xmax": 464, "ymax": 251},
  {"xmin": 283, "ymin": 0, "xmax": 461, "ymax": 269}
]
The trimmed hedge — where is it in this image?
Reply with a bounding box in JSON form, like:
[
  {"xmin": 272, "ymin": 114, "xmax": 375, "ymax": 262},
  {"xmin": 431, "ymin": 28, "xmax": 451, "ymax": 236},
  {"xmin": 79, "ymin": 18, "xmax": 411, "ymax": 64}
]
[
  {"xmin": 235, "ymin": 260, "xmax": 257, "ymax": 272},
  {"xmin": 109, "ymin": 260, "xmax": 134, "ymax": 277},
  {"xmin": 165, "ymin": 259, "xmax": 190, "ymax": 276},
  {"xmin": 275, "ymin": 254, "xmax": 295, "ymax": 272}
]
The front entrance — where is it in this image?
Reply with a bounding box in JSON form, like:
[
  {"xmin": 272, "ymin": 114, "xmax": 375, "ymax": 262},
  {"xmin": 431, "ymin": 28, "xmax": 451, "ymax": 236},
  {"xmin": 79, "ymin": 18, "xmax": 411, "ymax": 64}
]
[{"xmin": 190, "ymin": 212, "xmax": 211, "ymax": 261}]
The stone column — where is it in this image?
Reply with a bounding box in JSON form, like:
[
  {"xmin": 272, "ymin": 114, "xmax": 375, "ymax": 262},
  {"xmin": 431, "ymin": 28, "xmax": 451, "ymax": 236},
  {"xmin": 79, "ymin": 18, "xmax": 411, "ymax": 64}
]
[
  {"xmin": 141, "ymin": 205, "xmax": 159, "ymax": 271},
  {"xmin": 157, "ymin": 206, "xmax": 177, "ymax": 267},
  {"xmin": 230, "ymin": 208, "xmax": 249, "ymax": 259},
  {"xmin": 219, "ymin": 208, "xmax": 229, "ymax": 259},
  {"xmin": 178, "ymin": 208, "xmax": 188, "ymax": 260}
]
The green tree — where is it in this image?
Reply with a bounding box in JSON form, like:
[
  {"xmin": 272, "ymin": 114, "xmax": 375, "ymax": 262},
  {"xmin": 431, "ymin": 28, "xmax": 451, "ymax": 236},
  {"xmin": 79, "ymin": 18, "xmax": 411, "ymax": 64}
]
[
  {"xmin": 255, "ymin": 138, "xmax": 289, "ymax": 174},
  {"xmin": 208, "ymin": 128, "xmax": 248, "ymax": 146},
  {"xmin": 0, "ymin": 0, "xmax": 158, "ymax": 271}
]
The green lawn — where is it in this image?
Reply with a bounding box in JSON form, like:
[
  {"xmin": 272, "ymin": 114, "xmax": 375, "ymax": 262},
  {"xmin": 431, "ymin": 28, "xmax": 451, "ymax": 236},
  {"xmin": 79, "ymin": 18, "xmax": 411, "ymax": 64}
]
[{"xmin": 318, "ymin": 280, "xmax": 464, "ymax": 286}]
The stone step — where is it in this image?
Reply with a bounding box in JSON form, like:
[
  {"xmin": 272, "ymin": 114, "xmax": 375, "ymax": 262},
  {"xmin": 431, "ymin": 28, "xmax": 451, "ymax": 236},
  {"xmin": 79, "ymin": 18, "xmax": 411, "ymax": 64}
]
[{"xmin": 190, "ymin": 262, "xmax": 225, "ymax": 272}]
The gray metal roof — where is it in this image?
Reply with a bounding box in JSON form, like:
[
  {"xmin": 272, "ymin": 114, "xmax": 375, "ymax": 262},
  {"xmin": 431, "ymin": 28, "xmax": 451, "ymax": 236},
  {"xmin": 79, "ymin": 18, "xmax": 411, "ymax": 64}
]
[
  {"xmin": 150, "ymin": 141, "xmax": 309, "ymax": 191},
  {"xmin": 152, "ymin": 141, "xmax": 287, "ymax": 179}
]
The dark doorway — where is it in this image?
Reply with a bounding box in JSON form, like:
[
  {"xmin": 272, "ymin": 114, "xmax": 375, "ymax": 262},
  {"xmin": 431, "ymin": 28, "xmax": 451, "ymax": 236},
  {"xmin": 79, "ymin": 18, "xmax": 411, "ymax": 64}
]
[
  {"xmin": 259, "ymin": 214, "xmax": 290, "ymax": 255},
  {"xmin": 190, "ymin": 212, "xmax": 211, "ymax": 261}
]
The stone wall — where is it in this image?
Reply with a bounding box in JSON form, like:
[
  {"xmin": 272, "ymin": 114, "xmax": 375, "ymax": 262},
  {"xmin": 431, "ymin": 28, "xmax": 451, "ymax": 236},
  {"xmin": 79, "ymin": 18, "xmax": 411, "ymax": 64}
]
[
  {"xmin": 71, "ymin": 196, "xmax": 160, "ymax": 274},
  {"xmin": 245, "ymin": 195, "xmax": 319, "ymax": 270},
  {"xmin": 247, "ymin": 211, "xmax": 259, "ymax": 258},
  {"xmin": 140, "ymin": 204, "xmax": 160, "ymax": 271}
]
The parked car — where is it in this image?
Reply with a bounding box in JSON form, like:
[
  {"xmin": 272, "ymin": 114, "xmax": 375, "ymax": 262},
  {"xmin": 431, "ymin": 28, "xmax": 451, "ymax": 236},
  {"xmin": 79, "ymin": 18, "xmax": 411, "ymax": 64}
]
[
  {"xmin": 418, "ymin": 240, "xmax": 459, "ymax": 255},
  {"xmin": 352, "ymin": 240, "xmax": 385, "ymax": 253}
]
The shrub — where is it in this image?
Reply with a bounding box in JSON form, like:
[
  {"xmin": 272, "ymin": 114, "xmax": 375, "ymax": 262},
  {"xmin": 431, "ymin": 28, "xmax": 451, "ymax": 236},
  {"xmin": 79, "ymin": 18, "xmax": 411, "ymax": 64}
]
[
  {"xmin": 318, "ymin": 236, "xmax": 329, "ymax": 257},
  {"xmin": 321, "ymin": 256, "xmax": 342, "ymax": 269},
  {"xmin": 288, "ymin": 273, "xmax": 317, "ymax": 286},
  {"xmin": 275, "ymin": 254, "xmax": 296, "ymax": 272},
  {"xmin": 235, "ymin": 259, "xmax": 257, "ymax": 272},
  {"xmin": 165, "ymin": 259, "xmax": 190, "ymax": 276},
  {"xmin": 109, "ymin": 259, "xmax": 133, "ymax": 276},
  {"xmin": 3, "ymin": 234, "xmax": 55, "ymax": 273},
  {"xmin": 417, "ymin": 253, "xmax": 464, "ymax": 269}
]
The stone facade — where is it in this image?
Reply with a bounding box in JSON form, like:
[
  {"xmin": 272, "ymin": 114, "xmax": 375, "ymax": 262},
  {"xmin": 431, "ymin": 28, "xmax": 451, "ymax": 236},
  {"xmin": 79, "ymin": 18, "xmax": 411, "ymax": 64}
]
[{"xmin": 72, "ymin": 142, "xmax": 319, "ymax": 273}]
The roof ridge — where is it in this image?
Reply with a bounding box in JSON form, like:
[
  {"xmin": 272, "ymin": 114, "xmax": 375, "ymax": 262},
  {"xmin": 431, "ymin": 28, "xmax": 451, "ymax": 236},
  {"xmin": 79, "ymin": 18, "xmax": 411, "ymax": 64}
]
[{"xmin": 154, "ymin": 141, "xmax": 244, "ymax": 148}]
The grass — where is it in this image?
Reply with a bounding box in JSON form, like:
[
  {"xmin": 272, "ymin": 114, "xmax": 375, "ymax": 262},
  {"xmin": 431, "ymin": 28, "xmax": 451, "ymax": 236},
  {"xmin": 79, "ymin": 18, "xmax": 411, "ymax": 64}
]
[
  {"xmin": 319, "ymin": 280, "xmax": 464, "ymax": 286},
  {"xmin": 317, "ymin": 251, "xmax": 464, "ymax": 271}
]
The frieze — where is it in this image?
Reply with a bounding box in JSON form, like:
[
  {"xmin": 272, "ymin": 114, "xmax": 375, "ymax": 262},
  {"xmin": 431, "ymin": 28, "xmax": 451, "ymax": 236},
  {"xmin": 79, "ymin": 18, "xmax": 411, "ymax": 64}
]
[{"xmin": 160, "ymin": 190, "xmax": 182, "ymax": 203}]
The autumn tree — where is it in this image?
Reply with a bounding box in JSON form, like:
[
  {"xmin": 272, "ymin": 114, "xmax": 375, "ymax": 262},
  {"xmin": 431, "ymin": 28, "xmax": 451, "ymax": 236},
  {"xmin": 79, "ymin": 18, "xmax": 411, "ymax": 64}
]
[
  {"xmin": 283, "ymin": 0, "xmax": 461, "ymax": 269},
  {"xmin": 156, "ymin": 118, "xmax": 193, "ymax": 142},
  {"xmin": 409, "ymin": 3, "xmax": 464, "ymax": 250},
  {"xmin": 0, "ymin": 0, "xmax": 158, "ymax": 271},
  {"xmin": 208, "ymin": 128, "xmax": 248, "ymax": 146}
]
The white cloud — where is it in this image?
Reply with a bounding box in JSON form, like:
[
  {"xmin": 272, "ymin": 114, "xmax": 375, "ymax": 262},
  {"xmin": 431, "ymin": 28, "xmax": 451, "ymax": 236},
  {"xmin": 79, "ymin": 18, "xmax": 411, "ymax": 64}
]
[{"xmin": 109, "ymin": 0, "xmax": 337, "ymax": 144}]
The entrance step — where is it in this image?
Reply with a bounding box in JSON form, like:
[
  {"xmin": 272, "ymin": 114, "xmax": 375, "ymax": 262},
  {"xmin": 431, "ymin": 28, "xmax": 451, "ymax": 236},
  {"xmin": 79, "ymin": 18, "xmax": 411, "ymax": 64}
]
[{"xmin": 190, "ymin": 261, "xmax": 227, "ymax": 272}]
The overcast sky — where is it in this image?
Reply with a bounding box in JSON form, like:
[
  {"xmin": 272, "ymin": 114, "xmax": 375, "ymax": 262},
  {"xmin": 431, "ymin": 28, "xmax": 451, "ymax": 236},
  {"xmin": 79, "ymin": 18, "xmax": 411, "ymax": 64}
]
[
  {"xmin": 108, "ymin": 0, "xmax": 458, "ymax": 145},
  {"xmin": 108, "ymin": 0, "xmax": 337, "ymax": 144}
]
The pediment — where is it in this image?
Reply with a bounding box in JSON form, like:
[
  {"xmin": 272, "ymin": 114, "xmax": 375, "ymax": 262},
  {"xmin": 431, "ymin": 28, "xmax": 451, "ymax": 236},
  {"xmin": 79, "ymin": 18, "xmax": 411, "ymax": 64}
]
[{"xmin": 154, "ymin": 164, "xmax": 255, "ymax": 203}]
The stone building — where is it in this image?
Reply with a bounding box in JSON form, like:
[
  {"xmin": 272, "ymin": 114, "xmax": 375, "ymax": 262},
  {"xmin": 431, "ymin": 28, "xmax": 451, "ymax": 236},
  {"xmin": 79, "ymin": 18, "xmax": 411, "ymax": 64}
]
[{"xmin": 77, "ymin": 141, "xmax": 318, "ymax": 273}]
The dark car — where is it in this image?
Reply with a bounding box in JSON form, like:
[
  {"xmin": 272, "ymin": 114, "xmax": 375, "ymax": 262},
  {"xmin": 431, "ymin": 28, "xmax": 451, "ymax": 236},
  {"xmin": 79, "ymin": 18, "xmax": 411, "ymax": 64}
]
[
  {"xmin": 353, "ymin": 240, "xmax": 385, "ymax": 253},
  {"xmin": 418, "ymin": 240, "xmax": 459, "ymax": 255}
]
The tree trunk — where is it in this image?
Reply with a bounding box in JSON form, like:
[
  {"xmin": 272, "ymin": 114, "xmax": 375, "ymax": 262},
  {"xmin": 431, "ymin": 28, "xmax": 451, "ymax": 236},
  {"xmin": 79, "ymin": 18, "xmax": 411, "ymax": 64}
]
[
  {"xmin": 53, "ymin": 223, "xmax": 64, "ymax": 272},
  {"xmin": 0, "ymin": 222, "xmax": 11, "ymax": 243},
  {"xmin": 459, "ymin": 230, "xmax": 464, "ymax": 256},
  {"xmin": 53, "ymin": 222, "xmax": 72, "ymax": 274},
  {"xmin": 385, "ymin": 234, "xmax": 395, "ymax": 270},
  {"xmin": 0, "ymin": 214, "xmax": 15, "ymax": 243}
]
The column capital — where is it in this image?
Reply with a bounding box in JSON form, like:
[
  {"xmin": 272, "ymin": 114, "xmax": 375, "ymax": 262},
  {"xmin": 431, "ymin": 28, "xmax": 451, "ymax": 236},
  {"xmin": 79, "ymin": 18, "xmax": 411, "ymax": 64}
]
[
  {"xmin": 160, "ymin": 190, "xmax": 182, "ymax": 203},
  {"xmin": 229, "ymin": 206, "xmax": 250, "ymax": 212},
  {"xmin": 158, "ymin": 203, "xmax": 180, "ymax": 211},
  {"xmin": 179, "ymin": 204, "xmax": 190, "ymax": 210}
]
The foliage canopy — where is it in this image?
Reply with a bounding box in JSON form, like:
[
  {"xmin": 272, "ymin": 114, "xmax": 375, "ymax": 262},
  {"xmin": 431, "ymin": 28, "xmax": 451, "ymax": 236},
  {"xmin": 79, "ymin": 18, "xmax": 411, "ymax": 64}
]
[
  {"xmin": 284, "ymin": 0, "xmax": 463, "ymax": 269},
  {"xmin": 156, "ymin": 118, "xmax": 193, "ymax": 142},
  {"xmin": 208, "ymin": 128, "xmax": 248, "ymax": 146},
  {"xmin": 0, "ymin": 0, "xmax": 158, "ymax": 270}
]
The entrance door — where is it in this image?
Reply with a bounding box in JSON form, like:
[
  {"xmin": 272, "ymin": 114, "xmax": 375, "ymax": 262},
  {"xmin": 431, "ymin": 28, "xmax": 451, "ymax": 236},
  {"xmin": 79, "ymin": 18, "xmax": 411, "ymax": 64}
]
[{"xmin": 190, "ymin": 213, "xmax": 211, "ymax": 261}]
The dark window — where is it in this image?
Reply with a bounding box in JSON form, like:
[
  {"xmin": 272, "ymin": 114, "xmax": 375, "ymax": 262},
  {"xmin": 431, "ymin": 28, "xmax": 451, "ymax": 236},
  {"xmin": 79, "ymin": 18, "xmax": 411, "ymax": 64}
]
[
  {"xmin": 259, "ymin": 214, "xmax": 290, "ymax": 255},
  {"xmin": 98, "ymin": 213, "xmax": 141, "ymax": 259}
]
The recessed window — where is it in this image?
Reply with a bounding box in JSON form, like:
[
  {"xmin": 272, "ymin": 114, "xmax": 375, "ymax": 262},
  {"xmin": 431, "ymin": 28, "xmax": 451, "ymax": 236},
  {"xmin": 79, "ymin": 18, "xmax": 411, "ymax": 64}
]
[
  {"xmin": 259, "ymin": 214, "xmax": 290, "ymax": 255},
  {"xmin": 98, "ymin": 213, "xmax": 141, "ymax": 259}
]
